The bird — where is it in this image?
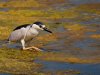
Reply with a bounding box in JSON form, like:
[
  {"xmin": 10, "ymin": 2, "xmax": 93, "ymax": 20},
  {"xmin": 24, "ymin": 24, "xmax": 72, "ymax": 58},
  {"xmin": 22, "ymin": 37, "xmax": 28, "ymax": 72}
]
[{"xmin": 8, "ymin": 21, "xmax": 52, "ymax": 51}]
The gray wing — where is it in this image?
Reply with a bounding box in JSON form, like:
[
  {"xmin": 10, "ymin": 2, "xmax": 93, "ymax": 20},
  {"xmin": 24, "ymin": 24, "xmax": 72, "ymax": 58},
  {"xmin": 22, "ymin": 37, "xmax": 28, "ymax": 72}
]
[{"xmin": 9, "ymin": 28, "xmax": 25, "ymax": 42}]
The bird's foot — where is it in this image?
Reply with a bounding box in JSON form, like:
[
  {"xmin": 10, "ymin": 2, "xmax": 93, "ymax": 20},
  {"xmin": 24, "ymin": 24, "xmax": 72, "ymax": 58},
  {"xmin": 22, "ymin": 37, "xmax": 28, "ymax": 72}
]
[{"xmin": 23, "ymin": 46, "xmax": 42, "ymax": 51}]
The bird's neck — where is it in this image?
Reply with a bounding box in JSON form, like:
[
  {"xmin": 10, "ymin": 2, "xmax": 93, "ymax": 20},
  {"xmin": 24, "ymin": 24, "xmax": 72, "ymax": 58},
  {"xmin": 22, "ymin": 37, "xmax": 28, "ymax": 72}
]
[{"xmin": 30, "ymin": 28, "xmax": 39, "ymax": 35}]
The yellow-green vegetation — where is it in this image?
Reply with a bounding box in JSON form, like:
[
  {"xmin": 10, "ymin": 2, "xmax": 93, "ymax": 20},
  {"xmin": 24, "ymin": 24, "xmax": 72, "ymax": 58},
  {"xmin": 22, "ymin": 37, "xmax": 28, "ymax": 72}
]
[
  {"xmin": 0, "ymin": 47, "xmax": 43, "ymax": 74},
  {"xmin": 90, "ymin": 34, "xmax": 100, "ymax": 39},
  {"xmin": 64, "ymin": 24, "xmax": 86, "ymax": 31},
  {"xmin": 64, "ymin": 24, "xmax": 99, "ymax": 39},
  {"xmin": 0, "ymin": 0, "xmax": 66, "ymax": 8},
  {"xmin": 75, "ymin": 3, "xmax": 100, "ymax": 14},
  {"xmin": 0, "ymin": 9, "xmax": 78, "ymax": 22},
  {"xmin": 0, "ymin": 0, "xmax": 42, "ymax": 8},
  {"xmin": 40, "ymin": 52, "xmax": 100, "ymax": 64}
]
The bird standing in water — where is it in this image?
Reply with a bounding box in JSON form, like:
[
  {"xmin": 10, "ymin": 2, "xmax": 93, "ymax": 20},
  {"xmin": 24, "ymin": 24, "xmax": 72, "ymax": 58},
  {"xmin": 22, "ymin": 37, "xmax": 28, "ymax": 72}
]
[{"xmin": 8, "ymin": 22, "xmax": 52, "ymax": 51}]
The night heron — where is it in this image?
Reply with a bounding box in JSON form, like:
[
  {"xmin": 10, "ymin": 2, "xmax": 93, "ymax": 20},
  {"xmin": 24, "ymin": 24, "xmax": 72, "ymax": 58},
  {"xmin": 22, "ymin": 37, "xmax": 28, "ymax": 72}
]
[{"xmin": 8, "ymin": 22, "xmax": 52, "ymax": 51}]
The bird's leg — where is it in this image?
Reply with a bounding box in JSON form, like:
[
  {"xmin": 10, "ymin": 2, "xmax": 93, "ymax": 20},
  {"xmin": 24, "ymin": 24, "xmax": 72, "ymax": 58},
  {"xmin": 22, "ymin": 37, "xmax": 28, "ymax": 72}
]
[
  {"xmin": 21, "ymin": 39, "xmax": 26, "ymax": 50},
  {"xmin": 21, "ymin": 39, "xmax": 32, "ymax": 50},
  {"xmin": 21, "ymin": 39, "xmax": 42, "ymax": 51},
  {"xmin": 29, "ymin": 46, "xmax": 42, "ymax": 51}
]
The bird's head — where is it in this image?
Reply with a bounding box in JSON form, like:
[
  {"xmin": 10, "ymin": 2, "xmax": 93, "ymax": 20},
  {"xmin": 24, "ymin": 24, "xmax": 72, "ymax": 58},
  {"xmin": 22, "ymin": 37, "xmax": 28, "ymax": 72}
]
[{"xmin": 32, "ymin": 22, "xmax": 52, "ymax": 33}]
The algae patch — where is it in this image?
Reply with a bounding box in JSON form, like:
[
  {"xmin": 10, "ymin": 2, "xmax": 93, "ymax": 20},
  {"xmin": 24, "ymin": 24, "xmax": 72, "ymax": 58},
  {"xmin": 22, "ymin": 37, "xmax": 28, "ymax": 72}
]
[{"xmin": 0, "ymin": 47, "xmax": 42, "ymax": 74}]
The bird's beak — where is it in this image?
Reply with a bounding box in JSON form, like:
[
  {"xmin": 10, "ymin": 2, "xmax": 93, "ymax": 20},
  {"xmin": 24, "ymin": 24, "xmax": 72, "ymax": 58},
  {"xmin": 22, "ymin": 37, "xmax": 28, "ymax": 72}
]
[{"xmin": 43, "ymin": 27, "xmax": 52, "ymax": 33}]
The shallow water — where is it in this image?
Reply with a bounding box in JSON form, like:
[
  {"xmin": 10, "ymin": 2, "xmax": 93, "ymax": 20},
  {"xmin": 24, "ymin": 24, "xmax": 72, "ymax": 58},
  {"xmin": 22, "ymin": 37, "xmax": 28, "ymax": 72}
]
[
  {"xmin": 73, "ymin": 38, "xmax": 100, "ymax": 51},
  {"xmin": 0, "ymin": 73, "xmax": 11, "ymax": 75},
  {"xmin": 0, "ymin": 0, "xmax": 8, "ymax": 2},
  {"xmin": 68, "ymin": 0, "xmax": 100, "ymax": 5},
  {"xmin": 0, "ymin": 8, "xmax": 9, "ymax": 11},
  {"xmin": 34, "ymin": 60, "xmax": 100, "ymax": 75}
]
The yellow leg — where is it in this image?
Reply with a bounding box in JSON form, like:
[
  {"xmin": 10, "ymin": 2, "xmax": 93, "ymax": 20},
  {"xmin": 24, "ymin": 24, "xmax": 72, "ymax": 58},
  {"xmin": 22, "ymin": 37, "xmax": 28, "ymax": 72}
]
[{"xmin": 23, "ymin": 46, "xmax": 42, "ymax": 51}]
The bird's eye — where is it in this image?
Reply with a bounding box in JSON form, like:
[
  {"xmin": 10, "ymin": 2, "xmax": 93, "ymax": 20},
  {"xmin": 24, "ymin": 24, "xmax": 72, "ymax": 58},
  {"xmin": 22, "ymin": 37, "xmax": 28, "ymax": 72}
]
[{"xmin": 39, "ymin": 25, "xmax": 42, "ymax": 28}]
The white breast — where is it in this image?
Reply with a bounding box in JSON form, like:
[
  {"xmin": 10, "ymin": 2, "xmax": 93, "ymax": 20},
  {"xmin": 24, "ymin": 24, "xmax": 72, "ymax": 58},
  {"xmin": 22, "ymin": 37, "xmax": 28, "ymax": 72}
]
[{"xmin": 24, "ymin": 27, "xmax": 39, "ymax": 41}]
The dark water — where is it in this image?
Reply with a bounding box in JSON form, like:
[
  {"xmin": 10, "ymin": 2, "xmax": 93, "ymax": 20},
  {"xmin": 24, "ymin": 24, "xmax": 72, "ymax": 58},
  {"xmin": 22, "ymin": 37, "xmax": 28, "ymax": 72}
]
[
  {"xmin": 0, "ymin": 73, "xmax": 11, "ymax": 75},
  {"xmin": 34, "ymin": 60, "xmax": 100, "ymax": 75},
  {"xmin": 0, "ymin": 8, "xmax": 9, "ymax": 11},
  {"xmin": 73, "ymin": 38, "xmax": 100, "ymax": 51},
  {"xmin": 0, "ymin": 0, "xmax": 8, "ymax": 2},
  {"xmin": 69, "ymin": 0, "xmax": 100, "ymax": 5}
]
